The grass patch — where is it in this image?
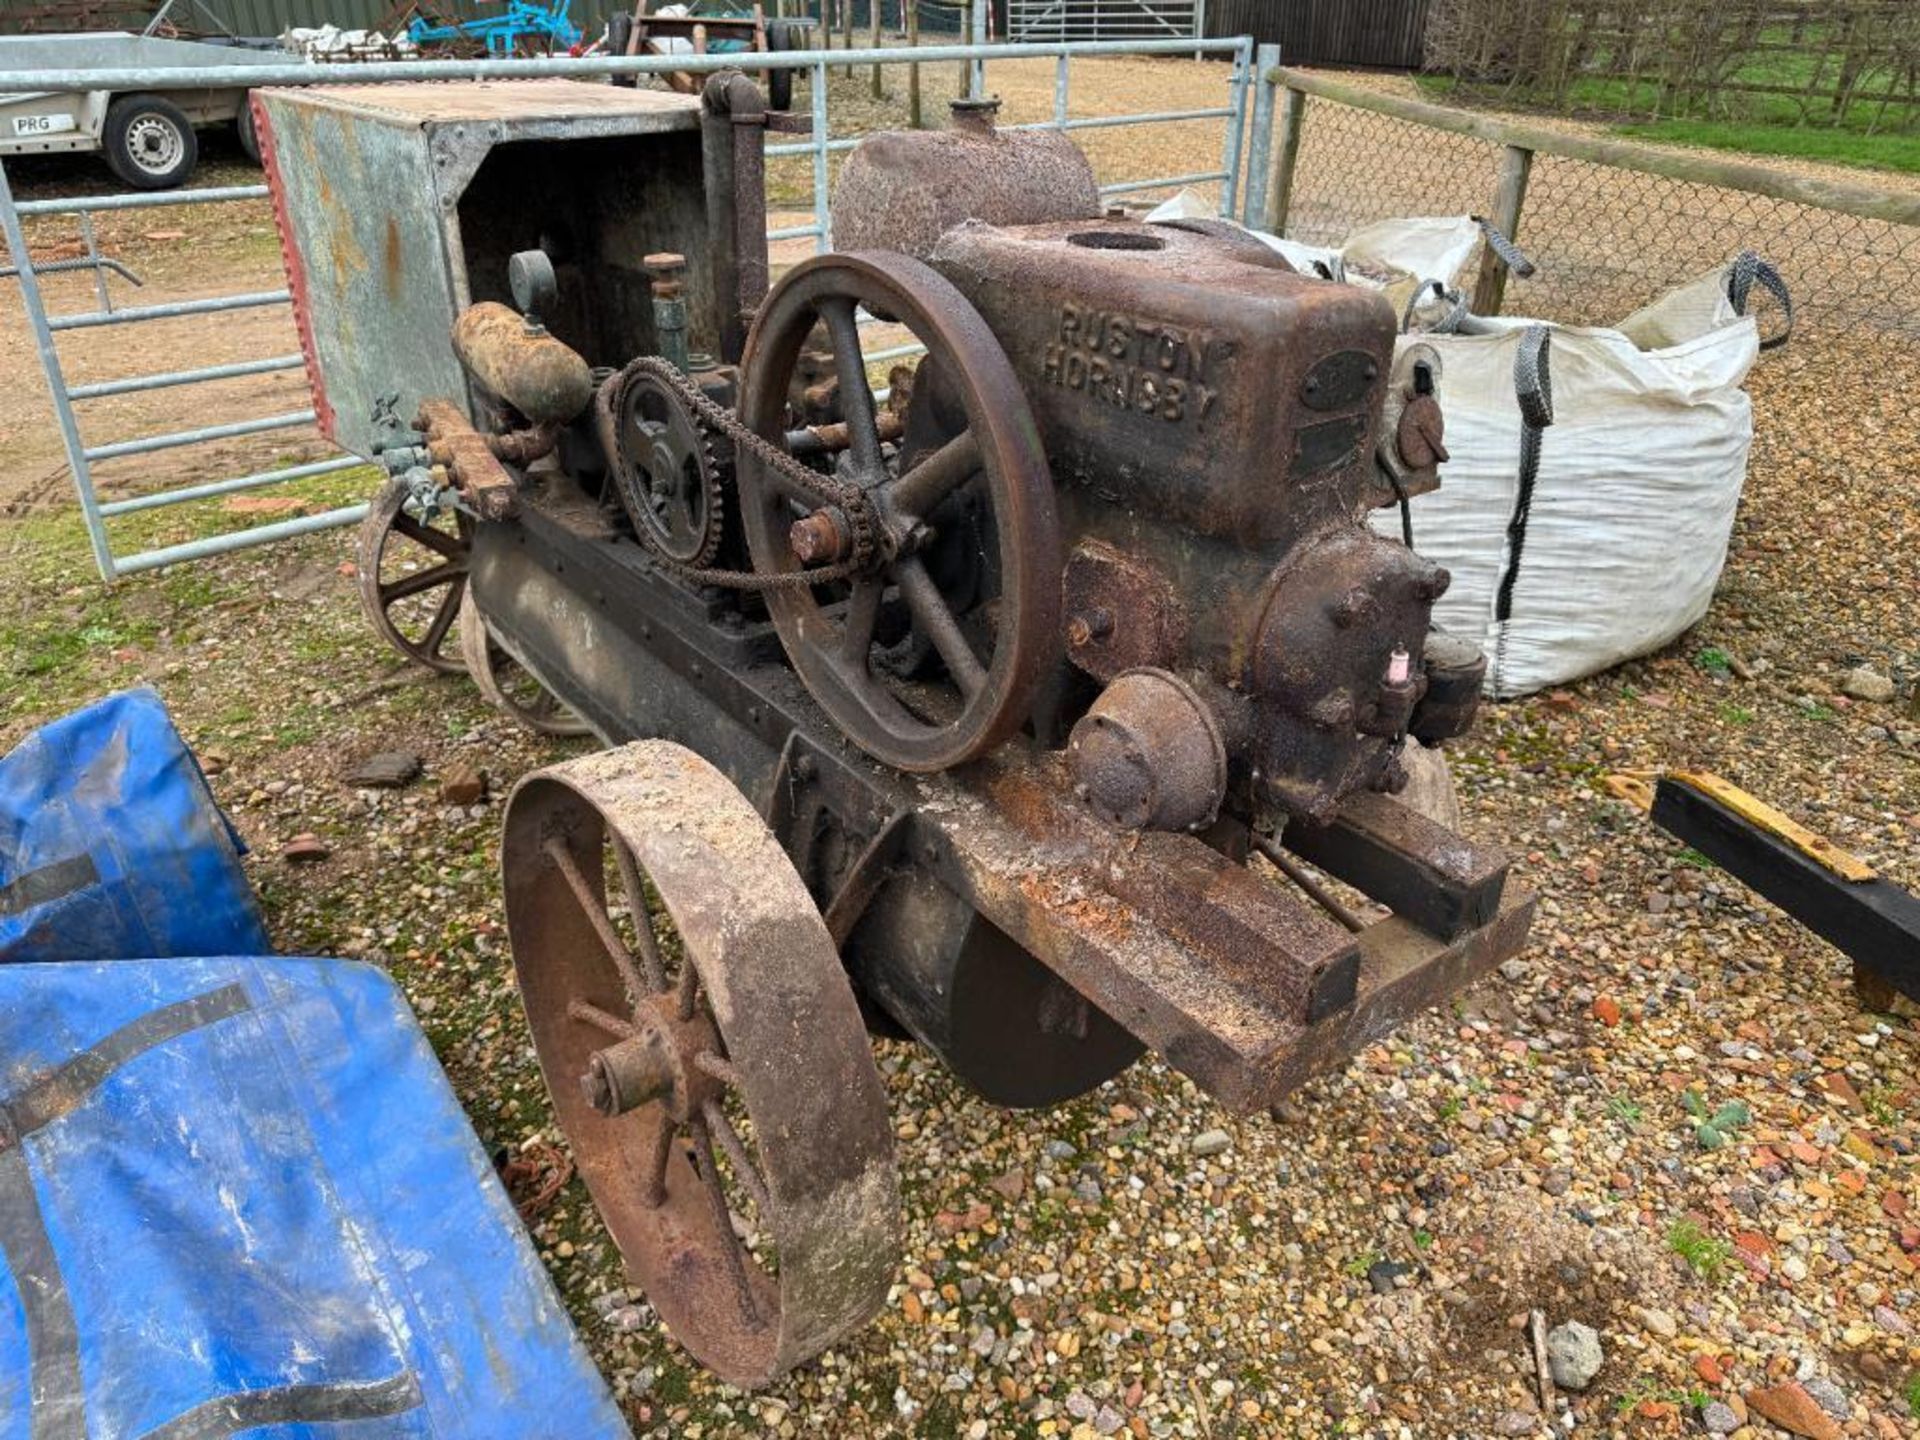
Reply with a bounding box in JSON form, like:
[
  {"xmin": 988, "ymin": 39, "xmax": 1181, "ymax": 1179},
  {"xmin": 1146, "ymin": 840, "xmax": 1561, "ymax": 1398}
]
[
  {"xmin": 1606, "ymin": 1093, "xmax": 1644, "ymax": 1127},
  {"xmin": 0, "ymin": 466, "xmax": 380, "ymax": 736},
  {"xmin": 1614, "ymin": 117, "xmax": 1920, "ymax": 175},
  {"xmin": 1668, "ymin": 1218, "xmax": 1733, "ymax": 1280}
]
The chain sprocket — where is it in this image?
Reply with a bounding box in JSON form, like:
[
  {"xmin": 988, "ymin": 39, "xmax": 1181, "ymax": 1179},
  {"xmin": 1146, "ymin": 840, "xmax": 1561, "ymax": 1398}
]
[
  {"xmin": 594, "ymin": 357, "xmax": 878, "ymax": 592},
  {"xmin": 613, "ymin": 369, "xmax": 726, "ymax": 567}
]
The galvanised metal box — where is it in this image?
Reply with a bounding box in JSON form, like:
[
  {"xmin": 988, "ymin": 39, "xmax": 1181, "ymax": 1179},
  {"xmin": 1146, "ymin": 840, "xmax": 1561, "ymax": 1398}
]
[{"xmin": 257, "ymin": 81, "xmax": 709, "ymax": 460}]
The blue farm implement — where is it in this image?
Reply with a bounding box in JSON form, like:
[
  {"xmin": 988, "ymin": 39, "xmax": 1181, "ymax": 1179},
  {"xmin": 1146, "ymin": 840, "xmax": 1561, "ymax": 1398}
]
[{"xmin": 407, "ymin": 0, "xmax": 583, "ymax": 56}]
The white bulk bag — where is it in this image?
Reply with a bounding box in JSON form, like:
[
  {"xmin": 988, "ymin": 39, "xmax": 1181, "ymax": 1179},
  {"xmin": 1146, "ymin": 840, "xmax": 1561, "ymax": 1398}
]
[{"xmin": 1377, "ymin": 267, "xmax": 1767, "ymax": 698}]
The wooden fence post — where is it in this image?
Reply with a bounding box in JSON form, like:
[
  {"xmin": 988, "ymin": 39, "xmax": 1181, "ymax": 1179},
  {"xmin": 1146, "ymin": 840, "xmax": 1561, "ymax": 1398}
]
[
  {"xmin": 1263, "ymin": 85, "xmax": 1306, "ymax": 235},
  {"xmin": 871, "ymin": 0, "xmax": 884, "ymax": 97},
  {"xmin": 1472, "ymin": 143, "xmax": 1534, "ymax": 316},
  {"xmin": 907, "ymin": 0, "xmax": 922, "ymax": 127}
]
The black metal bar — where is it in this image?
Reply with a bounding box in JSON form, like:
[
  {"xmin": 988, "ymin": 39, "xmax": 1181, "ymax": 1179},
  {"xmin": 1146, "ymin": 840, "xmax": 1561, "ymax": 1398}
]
[
  {"xmin": 1650, "ymin": 777, "xmax": 1920, "ymax": 1001},
  {"xmin": 1282, "ymin": 791, "xmax": 1509, "ymax": 940}
]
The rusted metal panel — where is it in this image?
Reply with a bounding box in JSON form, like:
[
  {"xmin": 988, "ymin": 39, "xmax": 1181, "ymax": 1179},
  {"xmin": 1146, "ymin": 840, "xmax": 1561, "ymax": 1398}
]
[
  {"xmin": 932, "ymin": 215, "xmax": 1397, "ymax": 550},
  {"xmin": 257, "ymin": 80, "xmax": 706, "ymax": 460}
]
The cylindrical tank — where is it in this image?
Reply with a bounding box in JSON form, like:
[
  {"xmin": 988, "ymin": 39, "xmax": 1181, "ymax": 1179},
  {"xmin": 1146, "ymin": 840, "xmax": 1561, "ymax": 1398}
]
[{"xmin": 829, "ymin": 97, "xmax": 1102, "ymax": 260}]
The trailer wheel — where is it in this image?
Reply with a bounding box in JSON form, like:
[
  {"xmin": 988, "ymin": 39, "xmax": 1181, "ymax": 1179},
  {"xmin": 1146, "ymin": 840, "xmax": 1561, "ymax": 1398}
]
[
  {"xmin": 763, "ymin": 21, "xmax": 797, "ymax": 111},
  {"xmin": 235, "ymin": 93, "xmax": 260, "ymax": 165},
  {"xmin": 103, "ymin": 93, "xmax": 198, "ymax": 190}
]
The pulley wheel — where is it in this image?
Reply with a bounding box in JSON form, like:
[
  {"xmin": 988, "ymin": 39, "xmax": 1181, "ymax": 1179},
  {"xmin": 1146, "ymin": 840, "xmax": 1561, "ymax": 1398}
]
[
  {"xmin": 357, "ymin": 476, "xmax": 472, "ymax": 674},
  {"xmin": 736, "ymin": 251, "xmax": 1061, "ymax": 773},
  {"xmin": 502, "ymin": 743, "xmax": 900, "ymax": 1388},
  {"xmin": 458, "ymin": 589, "xmax": 591, "ymax": 738}
]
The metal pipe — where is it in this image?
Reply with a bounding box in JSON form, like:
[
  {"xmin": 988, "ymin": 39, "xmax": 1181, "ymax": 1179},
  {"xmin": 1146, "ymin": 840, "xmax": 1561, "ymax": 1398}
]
[
  {"xmin": 1241, "ymin": 42, "xmax": 1281, "ymax": 228},
  {"xmin": 69, "ymin": 353, "xmax": 306, "ymax": 401},
  {"xmin": 50, "ymin": 289, "xmax": 291, "ymax": 331},
  {"xmin": 113, "ymin": 502, "xmax": 370, "ymax": 575},
  {"xmin": 1249, "ymin": 834, "xmax": 1368, "ymax": 935},
  {"xmin": 16, "ymin": 184, "xmax": 270, "ymax": 216},
  {"xmin": 1219, "ymin": 36, "xmax": 1253, "ymax": 219},
  {"xmin": 99, "ymin": 455, "xmax": 361, "ymax": 516},
  {"xmin": 1003, "ymin": 107, "xmax": 1232, "ymax": 133},
  {"xmin": 4, "ymin": 38, "xmax": 1250, "ymax": 93},
  {"xmin": 78, "ymin": 210, "xmax": 109, "ymax": 312},
  {"xmin": 1098, "ymin": 170, "xmax": 1228, "ymax": 196},
  {"xmin": 0, "ymin": 157, "xmax": 114, "ymax": 580},
  {"xmin": 811, "ymin": 56, "xmax": 831, "ymax": 254},
  {"xmin": 0, "ymin": 254, "xmax": 143, "ymax": 285},
  {"xmin": 84, "ymin": 409, "xmax": 316, "ymax": 462},
  {"xmin": 766, "ymin": 222, "xmax": 824, "ymax": 240}
]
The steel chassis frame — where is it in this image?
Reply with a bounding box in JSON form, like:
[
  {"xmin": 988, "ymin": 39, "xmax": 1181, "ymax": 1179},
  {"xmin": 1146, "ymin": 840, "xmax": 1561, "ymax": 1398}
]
[{"xmin": 472, "ymin": 491, "xmax": 1534, "ymax": 1115}]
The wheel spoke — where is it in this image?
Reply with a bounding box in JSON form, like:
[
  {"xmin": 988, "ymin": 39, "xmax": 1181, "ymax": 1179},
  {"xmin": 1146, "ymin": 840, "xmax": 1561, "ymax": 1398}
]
[
  {"xmin": 379, "ymin": 559, "xmax": 463, "ymax": 604},
  {"xmin": 820, "ymin": 296, "xmax": 883, "ymax": 479},
  {"xmin": 894, "ymin": 556, "xmax": 986, "ymax": 699},
  {"xmin": 675, "ymin": 952, "xmax": 700, "ymax": 1022},
  {"xmin": 839, "ymin": 577, "xmax": 884, "ymax": 668},
  {"xmin": 610, "ymin": 839, "xmax": 668, "ymax": 993},
  {"xmin": 391, "ymin": 509, "xmax": 466, "ymax": 560},
  {"xmin": 688, "ymin": 1113, "xmax": 763, "ymax": 1325},
  {"xmin": 702, "ymin": 1098, "xmax": 773, "ymax": 1218},
  {"xmin": 567, "ymin": 996, "xmax": 636, "ymax": 1037},
  {"xmin": 638, "ymin": 1112, "xmax": 674, "ymax": 1207},
  {"xmin": 886, "ymin": 430, "xmax": 981, "ymax": 521},
  {"xmin": 693, "ymin": 1050, "xmax": 739, "ymax": 1086},
  {"xmin": 421, "ymin": 577, "xmax": 465, "ymax": 655},
  {"xmin": 544, "ymin": 836, "xmax": 654, "ymax": 1004}
]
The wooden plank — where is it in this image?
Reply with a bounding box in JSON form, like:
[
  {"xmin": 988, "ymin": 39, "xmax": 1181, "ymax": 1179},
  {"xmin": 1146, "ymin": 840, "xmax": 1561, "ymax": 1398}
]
[
  {"xmin": 1650, "ymin": 778, "xmax": 1920, "ymax": 1002},
  {"xmin": 1273, "ymin": 65, "xmax": 1920, "ymax": 227}
]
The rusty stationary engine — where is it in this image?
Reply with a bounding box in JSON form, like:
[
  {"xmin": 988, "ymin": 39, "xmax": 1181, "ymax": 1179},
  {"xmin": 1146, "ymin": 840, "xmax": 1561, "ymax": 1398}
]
[
  {"xmin": 263, "ymin": 76, "xmax": 1527, "ymax": 1390},
  {"xmin": 816, "ymin": 96, "xmax": 1484, "ymax": 826}
]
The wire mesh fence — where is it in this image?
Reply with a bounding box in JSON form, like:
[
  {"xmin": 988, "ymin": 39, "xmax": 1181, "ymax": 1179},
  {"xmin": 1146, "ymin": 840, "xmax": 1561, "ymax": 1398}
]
[{"xmin": 1280, "ymin": 91, "xmax": 1920, "ymax": 341}]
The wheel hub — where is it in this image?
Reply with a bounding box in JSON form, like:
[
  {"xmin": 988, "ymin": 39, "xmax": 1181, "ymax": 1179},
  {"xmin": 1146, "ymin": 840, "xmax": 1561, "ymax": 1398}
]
[{"xmin": 578, "ymin": 993, "xmax": 722, "ymax": 1130}]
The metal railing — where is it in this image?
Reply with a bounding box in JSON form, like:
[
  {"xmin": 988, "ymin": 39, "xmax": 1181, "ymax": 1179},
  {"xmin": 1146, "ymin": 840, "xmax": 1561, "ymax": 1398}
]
[{"xmin": 0, "ymin": 35, "xmax": 1258, "ymax": 581}]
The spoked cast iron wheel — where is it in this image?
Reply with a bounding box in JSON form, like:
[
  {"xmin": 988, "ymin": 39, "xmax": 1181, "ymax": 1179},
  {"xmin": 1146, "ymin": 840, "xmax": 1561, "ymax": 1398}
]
[
  {"xmin": 737, "ymin": 251, "xmax": 1061, "ymax": 773},
  {"xmin": 503, "ymin": 744, "xmax": 900, "ymax": 1387},
  {"xmin": 358, "ymin": 476, "xmax": 471, "ymax": 674},
  {"xmin": 458, "ymin": 590, "xmax": 591, "ymax": 738}
]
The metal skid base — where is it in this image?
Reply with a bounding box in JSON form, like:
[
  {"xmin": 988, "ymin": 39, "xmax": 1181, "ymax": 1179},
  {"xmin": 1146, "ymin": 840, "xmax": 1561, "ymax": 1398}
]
[{"xmin": 473, "ymin": 492, "xmax": 1533, "ymax": 1116}]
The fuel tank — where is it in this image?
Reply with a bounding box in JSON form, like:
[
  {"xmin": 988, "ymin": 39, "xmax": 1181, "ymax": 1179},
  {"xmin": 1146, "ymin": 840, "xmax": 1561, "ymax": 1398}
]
[{"xmin": 829, "ymin": 97, "xmax": 1101, "ymax": 261}]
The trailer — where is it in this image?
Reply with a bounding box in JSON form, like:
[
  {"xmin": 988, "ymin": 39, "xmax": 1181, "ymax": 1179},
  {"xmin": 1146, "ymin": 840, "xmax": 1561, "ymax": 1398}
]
[{"xmin": 0, "ymin": 30, "xmax": 283, "ymax": 187}]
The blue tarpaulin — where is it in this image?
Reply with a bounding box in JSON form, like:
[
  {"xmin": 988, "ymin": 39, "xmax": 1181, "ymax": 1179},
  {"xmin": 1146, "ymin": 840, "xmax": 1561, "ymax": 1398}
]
[
  {"xmin": 0, "ymin": 688, "xmax": 269, "ymax": 963},
  {"xmin": 0, "ymin": 956, "xmax": 631, "ymax": 1438}
]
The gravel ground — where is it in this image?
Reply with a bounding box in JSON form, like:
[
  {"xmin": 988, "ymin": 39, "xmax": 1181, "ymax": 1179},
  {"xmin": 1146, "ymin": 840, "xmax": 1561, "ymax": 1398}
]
[{"xmin": 2, "ymin": 55, "xmax": 1919, "ymax": 1440}]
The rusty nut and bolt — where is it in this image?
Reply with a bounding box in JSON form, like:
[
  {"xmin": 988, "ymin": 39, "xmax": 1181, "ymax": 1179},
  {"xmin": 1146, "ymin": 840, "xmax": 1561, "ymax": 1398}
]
[{"xmin": 790, "ymin": 508, "xmax": 852, "ymax": 566}]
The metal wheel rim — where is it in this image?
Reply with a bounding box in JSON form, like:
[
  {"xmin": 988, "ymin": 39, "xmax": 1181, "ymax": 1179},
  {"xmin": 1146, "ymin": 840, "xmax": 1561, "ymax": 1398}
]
[
  {"xmin": 357, "ymin": 476, "xmax": 471, "ymax": 674},
  {"xmin": 458, "ymin": 588, "xmax": 591, "ymax": 737},
  {"xmin": 125, "ymin": 114, "xmax": 184, "ymax": 175},
  {"xmin": 502, "ymin": 744, "xmax": 900, "ymax": 1387},
  {"xmin": 737, "ymin": 251, "xmax": 1062, "ymax": 773}
]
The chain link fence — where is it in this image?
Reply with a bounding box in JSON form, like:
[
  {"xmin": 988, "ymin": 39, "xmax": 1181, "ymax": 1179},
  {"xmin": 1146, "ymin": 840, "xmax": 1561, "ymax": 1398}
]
[{"xmin": 1276, "ymin": 83, "xmax": 1920, "ymax": 342}]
